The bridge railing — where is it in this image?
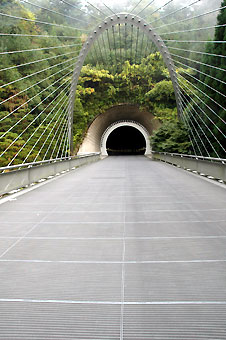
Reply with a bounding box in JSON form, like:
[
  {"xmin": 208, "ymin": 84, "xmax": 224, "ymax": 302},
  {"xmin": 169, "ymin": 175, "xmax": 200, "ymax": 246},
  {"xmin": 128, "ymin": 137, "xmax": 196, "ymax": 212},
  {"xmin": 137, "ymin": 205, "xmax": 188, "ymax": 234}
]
[
  {"xmin": 152, "ymin": 152, "xmax": 226, "ymax": 182},
  {"xmin": 0, "ymin": 153, "xmax": 100, "ymax": 197}
]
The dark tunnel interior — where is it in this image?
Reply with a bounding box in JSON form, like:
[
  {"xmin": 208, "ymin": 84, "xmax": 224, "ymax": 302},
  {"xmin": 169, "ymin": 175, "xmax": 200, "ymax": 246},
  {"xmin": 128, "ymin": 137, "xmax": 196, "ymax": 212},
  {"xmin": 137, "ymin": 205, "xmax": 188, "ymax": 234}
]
[{"xmin": 106, "ymin": 126, "xmax": 146, "ymax": 155}]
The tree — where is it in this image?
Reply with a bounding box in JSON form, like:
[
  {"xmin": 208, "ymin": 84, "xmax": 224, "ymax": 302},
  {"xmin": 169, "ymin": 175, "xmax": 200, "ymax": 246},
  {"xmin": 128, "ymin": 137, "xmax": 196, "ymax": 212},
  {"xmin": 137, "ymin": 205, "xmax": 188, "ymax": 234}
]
[
  {"xmin": 196, "ymin": 0, "xmax": 226, "ymax": 157},
  {"xmin": 150, "ymin": 120, "xmax": 192, "ymax": 154}
]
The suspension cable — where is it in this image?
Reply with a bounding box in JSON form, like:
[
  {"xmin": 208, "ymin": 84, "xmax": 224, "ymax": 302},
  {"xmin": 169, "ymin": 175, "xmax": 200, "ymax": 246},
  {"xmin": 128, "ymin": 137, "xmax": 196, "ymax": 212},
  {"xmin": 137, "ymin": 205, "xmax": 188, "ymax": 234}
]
[
  {"xmin": 103, "ymin": 2, "xmax": 116, "ymax": 15},
  {"xmin": 0, "ymin": 33, "xmax": 81, "ymax": 39},
  {"xmin": 130, "ymin": 0, "xmax": 145, "ymax": 14},
  {"xmin": 0, "ymin": 55, "xmax": 78, "ymax": 89},
  {"xmin": 180, "ymin": 91, "xmax": 213, "ymax": 157},
  {"xmin": 8, "ymin": 87, "xmax": 70, "ymax": 166},
  {"xmin": 179, "ymin": 92, "xmax": 210, "ymax": 157},
  {"xmin": 56, "ymin": 117, "xmax": 70, "ymax": 159},
  {"xmin": 167, "ymin": 46, "xmax": 226, "ymax": 59},
  {"xmin": 88, "ymin": 48, "xmax": 96, "ymax": 65},
  {"xmin": 51, "ymin": 118, "xmax": 68, "ymax": 160},
  {"xmin": 57, "ymin": 0, "xmax": 100, "ymax": 21},
  {"xmin": 106, "ymin": 29, "xmax": 114, "ymax": 65},
  {"xmin": 177, "ymin": 78, "xmax": 226, "ymax": 145},
  {"xmin": 0, "ymin": 61, "xmax": 75, "ymax": 117},
  {"xmin": 91, "ymin": 42, "xmax": 99, "ymax": 64},
  {"xmin": 118, "ymin": 24, "xmax": 122, "ymax": 67},
  {"xmin": 0, "ymin": 42, "xmax": 81, "ymax": 55},
  {"xmin": 34, "ymin": 106, "xmax": 68, "ymax": 162},
  {"xmin": 46, "ymin": 113, "xmax": 68, "ymax": 160},
  {"xmin": 144, "ymin": 38, "xmax": 151, "ymax": 57},
  {"xmin": 179, "ymin": 90, "xmax": 220, "ymax": 157},
  {"xmin": 0, "ymin": 12, "xmax": 89, "ymax": 32},
  {"xmin": 60, "ymin": 121, "xmax": 70, "ymax": 159},
  {"xmin": 20, "ymin": 0, "xmax": 88, "ymax": 24},
  {"xmin": 0, "ymin": 50, "xmax": 79, "ymax": 73},
  {"xmin": 97, "ymin": 38, "xmax": 105, "ymax": 65},
  {"xmin": 22, "ymin": 89, "xmax": 71, "ymax": 163},
  {"xmin": 43, "ymin": 109, "xmax": 68, "ymax": 160},
  {"xmin": 163, "ymin": 39, "xmax": 226, "ymax": 43},
  {"xmin": 57, "ymin": 125, "xmax": 68, "ymax": 159},
  {"xmin": 145, "ymin": 0, "xmax": 173, "ymax": 20},
  {"xmin": 101, "ymin": 32, "xmax": 109, "ymax": 64},
  {"xmin": 130, "ymin": 24, "xmax": 134, "ymax": 62},
  {"xmin": 136, "ymin": 0, "xmax": 155, "ymax": 16},
  {"xmin": 124, "ymin": 23, "xmax": 127, "ymax": 61},
  {"xmin": 0, "ymin": 69, "xmax": 73, "ymax": 140},
  {"xmin": 86, "ymin": 1, "xmax": 108, "ymax": 18},
  {"xmin": 134, "ymin": 26, "xmax": 139, "ymax": 64},
  {"xmin": 177, "ymin": 73, "xmax": 226, "ymax": 122},
  {"xmin": 179, "ymin": 98, "xmax": 202, "ymax": 156},
  {"xmin": 178, "ymin": 68, "xmax": 226, "ymax": 102},
  {"xmin": 0, "ymin": 77, "xmax": 72, "ymax": 161},
  {"xmin": 140, "ymin": 31, "xmax": 145, "ymax": 61},
  {"xmin": 150, "ymin": 0, "xmax": 200, "ymax": 25},
  {"xmin": 170, "ymin": 52, "xmax": 226, "ymax": 73},
  {"xmin": 155, "ymin": 5, "xmax": 226, "ymax": 31},
  {"xmin": 112, "ymin": 26, "xmax": 117, "ymax": 67},
  {"xmin": 172, "ymin": 57, "xmax": 226, "ymax": 86},
  {"xmin": 160, "ymin": 24, "xmax": 226, "ymax": 36}
]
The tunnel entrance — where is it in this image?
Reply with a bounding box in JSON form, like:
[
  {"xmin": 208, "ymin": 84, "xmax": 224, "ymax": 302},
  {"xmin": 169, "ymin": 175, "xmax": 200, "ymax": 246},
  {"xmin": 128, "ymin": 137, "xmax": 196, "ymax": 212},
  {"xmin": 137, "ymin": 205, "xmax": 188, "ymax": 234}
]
[{"xmin": 106, "ymin": 126, "xmax": 146, "ymax": 155}]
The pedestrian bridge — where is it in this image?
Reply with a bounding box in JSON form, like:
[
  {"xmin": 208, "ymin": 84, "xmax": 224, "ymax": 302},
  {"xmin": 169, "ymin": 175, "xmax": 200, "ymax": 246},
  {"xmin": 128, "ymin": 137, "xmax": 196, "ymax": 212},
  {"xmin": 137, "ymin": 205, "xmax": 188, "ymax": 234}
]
[
  {"xmin": 0, "ymin": 156, "xmax": 226, "ymax": 339},
  {"xmin": 0, "ymin": 0, "xmax": 226, "ymax": 338}
]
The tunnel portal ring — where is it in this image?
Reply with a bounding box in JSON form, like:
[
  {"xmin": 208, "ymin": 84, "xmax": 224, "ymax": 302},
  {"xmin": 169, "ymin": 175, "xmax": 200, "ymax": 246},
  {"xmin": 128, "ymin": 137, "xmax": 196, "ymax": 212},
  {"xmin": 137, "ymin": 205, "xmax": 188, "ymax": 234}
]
[
  {"xmin": 68, "ymin": 13, "xmax": 182, "ymax": 154},
  {"xmin": 100, "ymin": 120, "xmax": 151, "ymax": 156}
]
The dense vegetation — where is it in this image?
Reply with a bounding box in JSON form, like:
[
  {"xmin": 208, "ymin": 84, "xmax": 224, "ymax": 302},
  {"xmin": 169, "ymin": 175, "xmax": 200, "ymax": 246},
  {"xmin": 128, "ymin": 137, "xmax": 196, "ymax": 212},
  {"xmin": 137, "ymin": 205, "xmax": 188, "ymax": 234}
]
[
  {"xmin": 74, "ymin": 53, "xmax": 180, "ymax": 150},
  {"xmin": 0, "ymin": 0, "xmax": 225, "ymax": 166}
]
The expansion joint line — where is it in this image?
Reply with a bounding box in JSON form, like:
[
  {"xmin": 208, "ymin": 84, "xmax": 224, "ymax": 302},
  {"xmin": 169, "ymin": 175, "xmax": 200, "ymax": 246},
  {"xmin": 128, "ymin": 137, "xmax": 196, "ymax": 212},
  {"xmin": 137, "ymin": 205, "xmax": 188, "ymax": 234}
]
[{"xmin": 120, "ymin": 161, "xmax": 126, "ymax": 340}]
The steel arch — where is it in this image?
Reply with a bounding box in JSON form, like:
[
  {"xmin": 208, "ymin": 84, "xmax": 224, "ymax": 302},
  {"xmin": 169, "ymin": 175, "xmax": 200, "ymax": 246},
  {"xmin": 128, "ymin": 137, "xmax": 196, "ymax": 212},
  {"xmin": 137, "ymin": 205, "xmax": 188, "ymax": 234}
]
[{"xmin": 68, "ymin": 13, "xmax": 182, "ymax": 154}]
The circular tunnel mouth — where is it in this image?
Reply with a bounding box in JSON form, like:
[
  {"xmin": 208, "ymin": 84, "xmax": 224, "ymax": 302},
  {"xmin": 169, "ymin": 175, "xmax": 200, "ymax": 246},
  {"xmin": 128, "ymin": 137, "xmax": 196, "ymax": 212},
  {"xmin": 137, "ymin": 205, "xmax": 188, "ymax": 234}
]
[{"xmin": 106, "ymin": 126, "xmax": 146, "ymax": 156}]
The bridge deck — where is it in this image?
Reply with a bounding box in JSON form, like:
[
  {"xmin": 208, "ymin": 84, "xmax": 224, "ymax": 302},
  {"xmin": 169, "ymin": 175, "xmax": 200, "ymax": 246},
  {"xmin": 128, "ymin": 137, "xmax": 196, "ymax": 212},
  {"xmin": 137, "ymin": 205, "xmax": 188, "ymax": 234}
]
[{"xmin": 0, "ymin": 156, "xmax": 226, "ymax": 339}]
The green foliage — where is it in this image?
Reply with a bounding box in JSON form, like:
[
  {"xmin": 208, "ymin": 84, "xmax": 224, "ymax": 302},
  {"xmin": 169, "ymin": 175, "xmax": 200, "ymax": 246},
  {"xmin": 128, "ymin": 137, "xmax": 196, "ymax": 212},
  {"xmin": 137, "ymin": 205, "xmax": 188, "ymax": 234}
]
[
  {"xmin": 146, "ymin": 80, "xmax": 175, "ymax": 103},
  {"xmin": 191, "ymin": 0, "xmax": 226, "ymax": 157},
  {"xmin": 150, "ymin": 121, "xmax": 192, "ymax": 154},
  {"xmin": 0, "ymin": 0, "xmax": 82, "ymax": 166},
  {"xmin": 72, "ymin": 53, "xmax": 179, "ymax": 151},
  {"xmin": 0, "ymin": 0, "xmax": 223, "ymax": 165}
]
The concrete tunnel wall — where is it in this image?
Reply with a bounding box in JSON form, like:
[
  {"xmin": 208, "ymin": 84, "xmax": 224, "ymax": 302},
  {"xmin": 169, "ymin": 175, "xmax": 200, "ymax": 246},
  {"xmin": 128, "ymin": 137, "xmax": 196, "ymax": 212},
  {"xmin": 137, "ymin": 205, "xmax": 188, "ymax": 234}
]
[{"xmin": 77, "ymin": 104, "xmax": 160, "ymax": 155}]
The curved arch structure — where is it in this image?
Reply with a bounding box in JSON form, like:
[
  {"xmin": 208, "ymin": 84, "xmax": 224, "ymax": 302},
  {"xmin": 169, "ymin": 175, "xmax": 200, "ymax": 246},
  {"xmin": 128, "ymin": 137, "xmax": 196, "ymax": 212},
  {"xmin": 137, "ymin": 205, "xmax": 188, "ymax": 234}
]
[
  {"xmin": 100, "ymin": 120, "xmax": 151, "ymax": 156},
  {"xmin": 68, "ymin": 13, "xmax": 182, "ymax": 153}
]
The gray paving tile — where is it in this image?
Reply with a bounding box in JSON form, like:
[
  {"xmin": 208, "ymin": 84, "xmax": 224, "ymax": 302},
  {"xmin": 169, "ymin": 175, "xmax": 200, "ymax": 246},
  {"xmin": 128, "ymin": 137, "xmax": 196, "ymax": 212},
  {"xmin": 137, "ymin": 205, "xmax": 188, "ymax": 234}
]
[
  {"xmin": 124, "ymin": 262, "xmax": 226, "ymax": 302},
  {"xmin": 54, "ymin": 202, "xmax": 124, "ymax": 212},
  {"xmin": 123, "ymin": 304, "xmax": 226, "ymax": 340},
  {"xmin": 125, "ymin": 238, "xmax": 226, "ymax": 261},
  {"xmin": 0, "ymin": 302, "xmax": 121, "ymax": 340},
  {"xmin": 30, "ymin": 222, "xmax": 123, "ymax": 238},
  {"xmin": 44, "ymin": 211, "xmax": 124, "ymax": 223},
  {"xmin": 0, "ymin": 211, "xmax": 47, "ymax": 223},
  {"xmin": 125, "ymin": 210, "xmax": 226, "ymax": 222},
  {"xmin": 125, "ymin": 201, "xmax": 226, "ymax": 211},
  {"xmin": 3, "ymin": 239, "xmax": 123, "ymax": 261},
  {"xmin": 0, "ymin": 223, "xmax": 34, "ymax": 237},
  {"xmin": 0, "ymin": 203, "xmax": 57, "ymax": 212},
  {"xmin": 0, "ymin": 239, "xmax": 20, "ymax": 256},
  {"xmin": 0, "ymin": 262, "xmax": 121, "ymax": 301},
  {"xmin": 125, "ymin": 221, "xmax": 226, "ymax": 237}
]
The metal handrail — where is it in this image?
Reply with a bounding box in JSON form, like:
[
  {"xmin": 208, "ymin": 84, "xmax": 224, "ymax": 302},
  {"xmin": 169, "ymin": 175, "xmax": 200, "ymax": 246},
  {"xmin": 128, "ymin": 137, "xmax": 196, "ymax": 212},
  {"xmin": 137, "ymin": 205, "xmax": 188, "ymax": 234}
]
[
  {"xmin": 0, "ymin": 153, "xmax": 100, "ymax": 172},
  {"xmin": 152, "ymin": 151, "xmax": 226, "ymax": 164}
]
